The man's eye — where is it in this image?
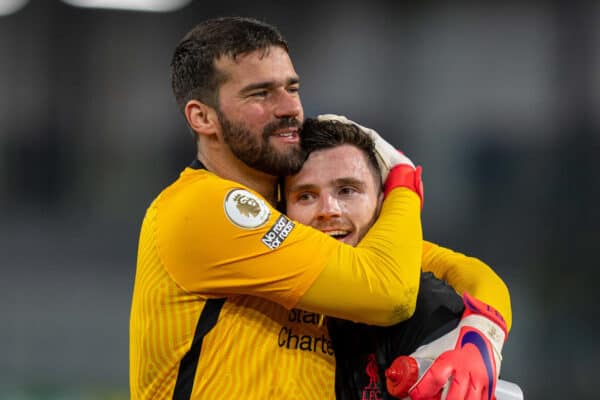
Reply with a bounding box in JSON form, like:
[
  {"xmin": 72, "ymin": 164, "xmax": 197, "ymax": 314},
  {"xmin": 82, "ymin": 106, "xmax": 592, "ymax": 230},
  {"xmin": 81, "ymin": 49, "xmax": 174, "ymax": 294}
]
[
  {"xmin": 339, "ymin": 187, "xmax": 358, "ymax": 196},
  {"xmin": 249, "ymin": 91, "xmax": 268, "ymax": 98},
  {"xmin": 296, "ymin": 192, "xmax": 315, "ymax": 202},
  {"xmin": 288, "ymin": 86, "xmax": 300, "ymax": 94}
]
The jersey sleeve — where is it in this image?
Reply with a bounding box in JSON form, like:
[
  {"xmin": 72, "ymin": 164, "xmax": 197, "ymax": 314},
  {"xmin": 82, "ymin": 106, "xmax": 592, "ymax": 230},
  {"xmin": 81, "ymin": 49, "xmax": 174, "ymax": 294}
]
[
  {"xmin": 153, "ymin": 170, "xmax": 422, "ymax": 326},
  {"xmin": 297, "ymin": 188, "xmax": 423, "ymax": 326},
  {"xmin": 421, "ymin": 240, "xmax": 513, "ymax": 331}
]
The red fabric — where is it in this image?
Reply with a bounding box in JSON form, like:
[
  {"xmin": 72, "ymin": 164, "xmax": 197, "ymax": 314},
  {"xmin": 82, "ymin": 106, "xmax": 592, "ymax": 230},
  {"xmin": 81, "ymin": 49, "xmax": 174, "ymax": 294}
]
[{"xmin": 384, "ymin": 165, "xmax": 424, "ymax": 208}]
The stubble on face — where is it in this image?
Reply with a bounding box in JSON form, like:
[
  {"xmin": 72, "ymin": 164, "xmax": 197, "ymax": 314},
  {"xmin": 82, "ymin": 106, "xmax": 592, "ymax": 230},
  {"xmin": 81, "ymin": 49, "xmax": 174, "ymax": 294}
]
[{"xmin": 218, "ymin": 110, "xmax": 306, "ymax": 176}]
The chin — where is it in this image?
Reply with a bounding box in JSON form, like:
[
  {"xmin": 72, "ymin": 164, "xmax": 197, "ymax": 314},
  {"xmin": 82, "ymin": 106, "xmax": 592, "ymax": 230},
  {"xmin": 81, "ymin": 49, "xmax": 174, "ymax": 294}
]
[{"xmin": 341, "ymin": 237, "xmax": 358, "ymax": 246}]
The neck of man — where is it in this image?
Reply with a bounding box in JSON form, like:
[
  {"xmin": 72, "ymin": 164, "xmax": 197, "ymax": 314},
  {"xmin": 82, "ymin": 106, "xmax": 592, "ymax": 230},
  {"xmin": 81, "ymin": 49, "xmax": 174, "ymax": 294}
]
[{"xmin": 197, "ymin": 146, "xmax": 279, "ymax": 206}]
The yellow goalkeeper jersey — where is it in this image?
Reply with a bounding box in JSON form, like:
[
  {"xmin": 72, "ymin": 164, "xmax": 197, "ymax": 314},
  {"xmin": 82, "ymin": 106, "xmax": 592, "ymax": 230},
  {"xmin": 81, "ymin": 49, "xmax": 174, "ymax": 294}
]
[
  {"xmin": 130, "ymin": 162, "xmax": 424, "ymax": 399},
  {"xmin": 130, "ymin": 162, "xmax": 511, "ymax": 399}
]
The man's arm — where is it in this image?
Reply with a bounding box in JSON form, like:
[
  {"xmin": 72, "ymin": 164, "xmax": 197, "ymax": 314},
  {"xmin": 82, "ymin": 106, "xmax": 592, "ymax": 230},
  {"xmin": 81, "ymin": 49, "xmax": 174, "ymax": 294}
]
[
  {"xmin": 387, "ymin": 243, "xmax": 512, "ymax": 400},
  {"xmin": 421, "ymin": 240, "xmax": 512, "ymax": 330},
  {"xmin": 156, "ymin": 160, "xmax": 423, "ymax": 326},
  {"xmin": 314, "ymin": 114, "xmax": 512, "ymax": 328},
  {"xmin": 298, "ymin": 188, "xmax": 422, "ymax": 325}
]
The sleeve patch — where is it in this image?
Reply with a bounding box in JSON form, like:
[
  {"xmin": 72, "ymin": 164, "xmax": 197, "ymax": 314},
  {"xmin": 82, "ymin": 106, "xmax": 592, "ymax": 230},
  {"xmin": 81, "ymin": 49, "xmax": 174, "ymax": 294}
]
[
  {"xmin": 224, "ymin": 189, "xmax": 271, "ymax": 229},
  {"xmin": 261, "ymin": 215, "xmax": 295, "ymax": 250}
]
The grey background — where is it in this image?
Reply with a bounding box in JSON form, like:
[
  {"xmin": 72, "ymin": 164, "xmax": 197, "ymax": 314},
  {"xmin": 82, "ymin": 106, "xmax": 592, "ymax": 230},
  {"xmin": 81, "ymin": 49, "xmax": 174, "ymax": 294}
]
[{"xmin": 1, "ymin": 1, "xmax": 599, "ymax": 399}]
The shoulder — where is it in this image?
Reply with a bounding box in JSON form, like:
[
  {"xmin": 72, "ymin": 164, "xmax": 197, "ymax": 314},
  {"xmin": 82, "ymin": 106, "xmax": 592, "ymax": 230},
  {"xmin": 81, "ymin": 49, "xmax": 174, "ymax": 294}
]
[
  {"xmin": 155, "ymin": 168, "xmax": 275, "ymax": 236},
  {"xmin": 158, "ymin": 168, "xmax": 261, "ymax": 211}
]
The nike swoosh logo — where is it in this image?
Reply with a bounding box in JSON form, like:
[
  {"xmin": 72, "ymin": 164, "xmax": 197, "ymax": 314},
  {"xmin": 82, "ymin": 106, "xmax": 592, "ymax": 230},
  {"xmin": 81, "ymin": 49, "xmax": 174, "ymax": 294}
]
[{"xmin": 460, "ymin": 331, "xmax": 494, "ymax": 400}]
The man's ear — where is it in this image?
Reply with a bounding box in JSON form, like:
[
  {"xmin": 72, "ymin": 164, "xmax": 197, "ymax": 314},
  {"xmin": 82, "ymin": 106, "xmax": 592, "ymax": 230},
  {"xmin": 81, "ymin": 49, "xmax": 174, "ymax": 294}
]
[{"xmin": 184, "ymin": 99, "xmax": 219, "ymax": 138}]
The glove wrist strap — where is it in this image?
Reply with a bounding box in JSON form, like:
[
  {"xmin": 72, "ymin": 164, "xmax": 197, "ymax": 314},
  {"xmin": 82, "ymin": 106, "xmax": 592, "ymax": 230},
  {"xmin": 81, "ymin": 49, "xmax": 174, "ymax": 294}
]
[
  {"xmin": 384, "ymin": 165, "xmax": 424, "ymax": 207},
  {"xmin": 462, "ymin": 293, "xmax": 508, "ymax": 338}
]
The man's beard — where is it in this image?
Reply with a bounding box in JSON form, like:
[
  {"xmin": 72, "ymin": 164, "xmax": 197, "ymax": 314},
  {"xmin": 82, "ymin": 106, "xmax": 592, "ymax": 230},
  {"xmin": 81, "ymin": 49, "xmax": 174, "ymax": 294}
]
[{"xmin": 218, "ymin": 111, "xmax": 306, "ymax": 176}]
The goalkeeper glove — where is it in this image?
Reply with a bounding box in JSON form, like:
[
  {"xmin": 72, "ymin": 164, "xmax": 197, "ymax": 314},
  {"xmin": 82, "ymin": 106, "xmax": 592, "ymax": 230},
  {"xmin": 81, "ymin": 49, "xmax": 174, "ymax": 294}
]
[
  {"xmin": 316, "ymin": 114, "xmax": 423, "ymax": 204},
  {"xmin": 386, "ymin": 293, "xmax": 507, "ymax": 400}
]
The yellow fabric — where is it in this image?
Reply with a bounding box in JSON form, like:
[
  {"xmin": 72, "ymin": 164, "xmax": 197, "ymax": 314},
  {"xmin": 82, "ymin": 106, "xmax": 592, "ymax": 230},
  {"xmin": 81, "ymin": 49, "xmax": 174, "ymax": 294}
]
[
  {"xmin": 421, "ymin": 241, "xmax": 513, "ymax": 331},
  {"xmin": 129, "ymin": 168, "xmax": 422, "ymax": 399},
  {"xmin": 299, "ymin": 189, "xmax": 422, "ymax": 325}
]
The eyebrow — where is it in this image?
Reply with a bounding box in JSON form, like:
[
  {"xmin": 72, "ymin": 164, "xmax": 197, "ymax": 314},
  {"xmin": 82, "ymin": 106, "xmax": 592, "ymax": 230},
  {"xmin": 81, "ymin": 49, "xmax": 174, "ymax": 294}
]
[
  {"xmin": 285, "ymin": 183, "xmax": 312, "ymax": 195},
  {"xmin": 334, "ymin": 177, "xmax": 366, "ymax": 189},
  {"xmin": 287, "ymin": 177, "xmax": 366, "ymax": 194},
  {"xmin": 240, "ymin": 76, "xmax": 300, "ymax": 94}
]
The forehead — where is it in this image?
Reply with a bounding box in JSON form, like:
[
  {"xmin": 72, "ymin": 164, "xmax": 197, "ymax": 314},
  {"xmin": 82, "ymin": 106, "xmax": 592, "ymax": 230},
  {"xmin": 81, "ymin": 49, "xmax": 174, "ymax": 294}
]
[
  {"xmin": 215, "ymin": 46, "xmax": 298, "ymax": 88},
  {"xmin": 287, "ymin": 145, "xmax": 379, "ymax": 190}
]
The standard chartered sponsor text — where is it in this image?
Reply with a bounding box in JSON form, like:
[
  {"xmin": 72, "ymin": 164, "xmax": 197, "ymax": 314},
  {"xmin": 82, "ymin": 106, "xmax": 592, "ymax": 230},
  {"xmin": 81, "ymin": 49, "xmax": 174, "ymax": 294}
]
[{"xmin": 278, "ymin": 310, "xmax": 334, "ymax": 355}]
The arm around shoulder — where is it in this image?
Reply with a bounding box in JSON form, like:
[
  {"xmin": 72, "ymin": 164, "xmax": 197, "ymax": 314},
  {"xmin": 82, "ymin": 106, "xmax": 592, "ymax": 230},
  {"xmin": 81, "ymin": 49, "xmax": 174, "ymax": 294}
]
[
  {"xmin": 421, "ymin": 240, "xmax": 512, "ymax": 331},
  {"xmin": 297, "ymin": 189, "xmax": 423, "ymax": 326}
]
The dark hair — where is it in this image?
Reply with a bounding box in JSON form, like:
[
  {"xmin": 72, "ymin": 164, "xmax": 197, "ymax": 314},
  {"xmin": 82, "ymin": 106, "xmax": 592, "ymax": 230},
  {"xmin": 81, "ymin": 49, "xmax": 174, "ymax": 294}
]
[
  {"xmin": 300, "ymin": 118, "xmax": 383, "ymax": 186},
  {"xmin": 170, "ymin": 17, "xmax": 289, "ymax": 111}
]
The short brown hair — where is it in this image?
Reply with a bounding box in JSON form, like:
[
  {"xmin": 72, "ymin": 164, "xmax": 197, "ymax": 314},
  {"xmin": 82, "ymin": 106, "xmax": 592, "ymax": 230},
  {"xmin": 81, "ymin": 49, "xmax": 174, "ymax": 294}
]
[
  {"xmin": 300, "ymin": 118, "xmax": 382, "ymax": 187},
  {"xmin": 170, "ymin": 17, "xmax": 288, "ymax": 111}
]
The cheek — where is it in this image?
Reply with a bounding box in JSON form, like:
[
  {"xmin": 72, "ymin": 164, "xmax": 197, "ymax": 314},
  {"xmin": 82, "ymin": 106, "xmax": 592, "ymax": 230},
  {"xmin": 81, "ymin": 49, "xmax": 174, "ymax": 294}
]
[
  {"xmin": 356, "ymin": 210, "xmax": 375, "ymax": 231},
  {"xmin": 239, "ymin": 104, "xmax": 271, "ymax": 124},
  {"xmin": 222, "ymin": 102, "xmax": 270, "ymax": 127},
  {"xmin": 349, "ymin": 199, "xmax": 378, "ymax": 229},
  {"xmin": 285, "ymin": 203, "xmax": 311, "ymax": 224},
  {"xmin": 286, "ymin": 204, "xmax": 300, "ymax": 220}
]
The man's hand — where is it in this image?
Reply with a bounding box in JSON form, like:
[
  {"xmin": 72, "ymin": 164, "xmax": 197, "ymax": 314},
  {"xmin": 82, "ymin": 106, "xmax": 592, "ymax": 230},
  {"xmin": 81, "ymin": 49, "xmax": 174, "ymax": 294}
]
[
  {"xmin": 316, "ymin": 114, "xmax": 423, "ymax": 204},
  {"xmin": 316, "ymin": 114, "xmax": 412, "ymax": 180},
  {"xmin": 386, "ymin": 293, "xmax": 507, "ymax": 400}
]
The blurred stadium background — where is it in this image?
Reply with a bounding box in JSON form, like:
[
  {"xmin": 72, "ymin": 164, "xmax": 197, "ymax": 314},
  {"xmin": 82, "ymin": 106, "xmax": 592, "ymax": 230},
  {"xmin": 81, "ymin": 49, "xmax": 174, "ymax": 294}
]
[{"xmin": 1, "ymin": 0, "xmax": 598, "ymax": 399}]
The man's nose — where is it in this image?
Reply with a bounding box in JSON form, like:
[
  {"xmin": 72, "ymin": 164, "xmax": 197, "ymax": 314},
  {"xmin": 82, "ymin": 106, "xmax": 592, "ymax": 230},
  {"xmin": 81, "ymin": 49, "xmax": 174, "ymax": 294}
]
[
  {"xmin": 317, "ymin": 195, "xmax": 342, "ymax": 219},
  {"xmin": 274, "ymin": 90, "xmax": 301, "ymax": 118}
]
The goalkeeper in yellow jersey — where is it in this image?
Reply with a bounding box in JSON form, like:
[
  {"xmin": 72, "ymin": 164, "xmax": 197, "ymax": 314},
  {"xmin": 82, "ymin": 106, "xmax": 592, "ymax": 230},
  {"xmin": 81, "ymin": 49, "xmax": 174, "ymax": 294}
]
[
  {"xmin": 130, "ymin": 17, "xmax": 510, "ymax": 399},
  {"xmin": 285, "ymin": 117, "xmax": 510, "ymax": 400}
]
